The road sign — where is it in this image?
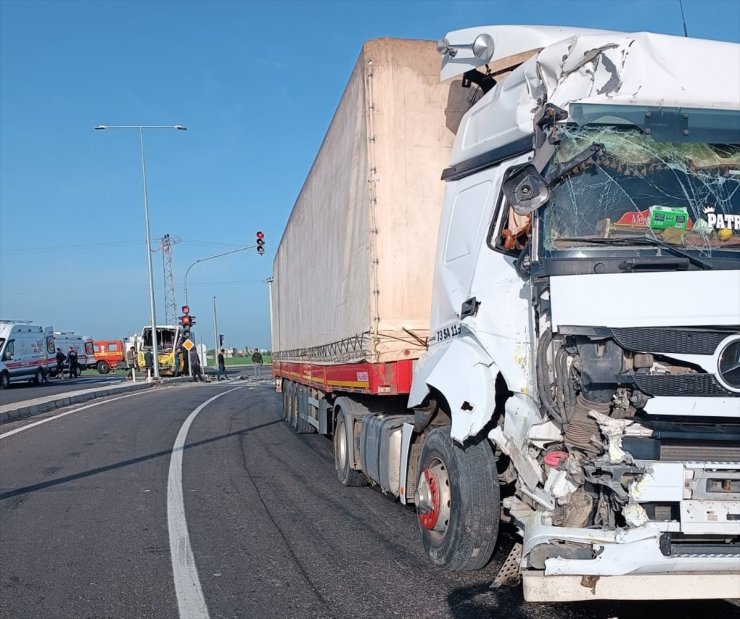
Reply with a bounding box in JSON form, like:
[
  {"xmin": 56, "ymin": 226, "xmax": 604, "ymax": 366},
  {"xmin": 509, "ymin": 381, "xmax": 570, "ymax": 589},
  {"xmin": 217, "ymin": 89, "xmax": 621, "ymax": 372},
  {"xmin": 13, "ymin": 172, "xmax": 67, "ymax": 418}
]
[{"xmin": 182, "ymin": 338, "xmax": 195, "ymax": 351}]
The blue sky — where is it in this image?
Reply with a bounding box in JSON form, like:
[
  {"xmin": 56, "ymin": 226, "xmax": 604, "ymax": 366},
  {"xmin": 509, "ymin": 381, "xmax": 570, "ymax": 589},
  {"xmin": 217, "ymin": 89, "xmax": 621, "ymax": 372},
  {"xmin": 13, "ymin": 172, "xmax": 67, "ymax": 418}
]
[{"xmin": 1, "ymin": 0, "xmax": 739, "ymax": 351}]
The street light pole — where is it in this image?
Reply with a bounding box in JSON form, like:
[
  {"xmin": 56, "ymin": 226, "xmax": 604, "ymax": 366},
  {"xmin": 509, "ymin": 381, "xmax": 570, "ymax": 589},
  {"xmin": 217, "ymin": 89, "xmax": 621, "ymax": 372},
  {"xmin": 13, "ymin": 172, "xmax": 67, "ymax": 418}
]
[
  {"xmin": 266, "ymin": 276, "xmax": 274, "ymax": 347},
  {"xmin": 213, "ymin": 296, "xmax": 219, "ymax": 369},
  {"xmin": 137, "ymin": 126, "xmax": 160, "ymax": 380},
  {"xmin": 183, "ymin": 244, "xmax": 256, "ymax": 306},
  {"xmin": 95, "ymin": 124, "xmax": 187, "ymax": 379}
]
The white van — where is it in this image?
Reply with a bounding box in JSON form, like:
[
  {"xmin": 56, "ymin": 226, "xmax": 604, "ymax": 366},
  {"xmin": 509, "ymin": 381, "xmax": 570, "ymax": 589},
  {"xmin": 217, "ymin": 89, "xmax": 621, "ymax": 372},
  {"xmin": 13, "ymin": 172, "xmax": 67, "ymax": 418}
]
[
  {"xmin": 0, "ymin": 321, "xmax": 55, "ymax": 388},
  {"xmin": 50, "ymin": 332, "xmax": 95, "ymax": 377}
]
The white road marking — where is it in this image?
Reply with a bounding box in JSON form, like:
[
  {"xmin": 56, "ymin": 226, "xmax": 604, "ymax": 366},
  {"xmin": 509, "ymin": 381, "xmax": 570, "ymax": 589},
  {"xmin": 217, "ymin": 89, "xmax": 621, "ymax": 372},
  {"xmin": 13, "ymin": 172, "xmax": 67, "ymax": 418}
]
[
  {"xmin": 0, "ymin": 390, "xmax": 153, "ymax": 440},
  {"xmin": 168, "ymin": 387, "xmax": 243, "ymax": 619}
]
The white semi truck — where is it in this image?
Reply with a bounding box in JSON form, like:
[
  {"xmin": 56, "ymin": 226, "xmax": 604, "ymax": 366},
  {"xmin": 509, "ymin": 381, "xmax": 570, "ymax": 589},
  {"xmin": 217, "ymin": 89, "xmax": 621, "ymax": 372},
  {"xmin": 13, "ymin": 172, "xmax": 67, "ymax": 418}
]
[{"xmin": 272, "ymin": 26, "xmax": 740, "ymax": 601}]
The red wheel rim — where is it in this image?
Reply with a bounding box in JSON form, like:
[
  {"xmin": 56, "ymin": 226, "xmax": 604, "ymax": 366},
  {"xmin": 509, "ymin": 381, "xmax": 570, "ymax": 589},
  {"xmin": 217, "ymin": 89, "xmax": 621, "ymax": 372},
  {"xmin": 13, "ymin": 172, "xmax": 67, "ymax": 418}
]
[{"xmin": 418, "ymin": 468, "xmax": 441, "ymax": 530}]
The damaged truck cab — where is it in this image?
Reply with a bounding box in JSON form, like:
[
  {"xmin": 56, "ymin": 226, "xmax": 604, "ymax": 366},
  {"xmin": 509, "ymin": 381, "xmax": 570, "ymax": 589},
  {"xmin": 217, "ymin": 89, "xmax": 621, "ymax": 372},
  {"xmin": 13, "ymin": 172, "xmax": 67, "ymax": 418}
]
[{"xmin": 412, "ymin": 26, "xmax": 740, "ymax": 600}]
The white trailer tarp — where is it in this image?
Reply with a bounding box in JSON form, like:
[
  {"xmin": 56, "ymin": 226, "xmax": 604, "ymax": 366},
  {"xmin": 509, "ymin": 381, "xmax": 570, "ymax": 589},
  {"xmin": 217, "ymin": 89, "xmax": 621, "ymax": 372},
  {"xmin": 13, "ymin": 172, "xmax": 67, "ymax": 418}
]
[{"xmin": 273, "ymin": 38, "xmax": 465, "ymax": 364}]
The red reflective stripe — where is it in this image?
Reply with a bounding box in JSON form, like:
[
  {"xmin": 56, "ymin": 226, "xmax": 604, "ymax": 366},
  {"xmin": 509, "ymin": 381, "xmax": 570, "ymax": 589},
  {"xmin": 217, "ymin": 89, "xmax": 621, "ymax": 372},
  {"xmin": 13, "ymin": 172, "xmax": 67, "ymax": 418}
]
[{"xmin": 272, "ymin": 359, "xmax": 414, "ymax": 396}]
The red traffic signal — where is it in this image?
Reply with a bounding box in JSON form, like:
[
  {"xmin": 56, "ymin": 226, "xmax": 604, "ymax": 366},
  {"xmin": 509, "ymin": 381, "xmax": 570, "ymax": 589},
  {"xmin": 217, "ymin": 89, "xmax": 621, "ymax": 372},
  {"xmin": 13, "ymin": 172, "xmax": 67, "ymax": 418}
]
[
  {"xmin": 256, "ymin": 231, "xmax": 265, "ymax": 256},
  {"xmin": 181, "ymin": 315, "xmax": 192, "ymax": 327},
  {"xmin": 182, "ymin": 305, "xmax": 190, "ymax": 315}
]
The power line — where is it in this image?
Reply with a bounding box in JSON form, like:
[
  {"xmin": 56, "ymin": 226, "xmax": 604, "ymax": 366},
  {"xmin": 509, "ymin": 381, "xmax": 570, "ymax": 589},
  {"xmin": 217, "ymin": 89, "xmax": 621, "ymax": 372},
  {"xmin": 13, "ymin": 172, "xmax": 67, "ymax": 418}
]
[{"xmin": 0, "ymin": 240, "xmax": 143, "ymax": 255}]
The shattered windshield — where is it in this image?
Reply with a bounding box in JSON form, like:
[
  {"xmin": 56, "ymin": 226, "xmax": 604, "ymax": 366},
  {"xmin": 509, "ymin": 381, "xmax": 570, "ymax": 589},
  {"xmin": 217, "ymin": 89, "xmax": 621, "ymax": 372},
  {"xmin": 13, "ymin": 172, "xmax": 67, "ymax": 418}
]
[
  {"xmin": 142, "ymin": 328, "xmax": 177, "ymax": 351},
  {"xmin": 541, "ymin": 105, "xmax": 740, "ymax": 259}
]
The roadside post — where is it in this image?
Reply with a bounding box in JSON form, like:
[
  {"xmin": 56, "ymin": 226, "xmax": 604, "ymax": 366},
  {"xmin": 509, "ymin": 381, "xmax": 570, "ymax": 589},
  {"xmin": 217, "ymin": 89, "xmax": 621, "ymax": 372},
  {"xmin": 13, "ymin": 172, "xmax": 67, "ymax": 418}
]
[{"xmin": 182, "ymin": 338, "xmax": 195, "ymax": 379}]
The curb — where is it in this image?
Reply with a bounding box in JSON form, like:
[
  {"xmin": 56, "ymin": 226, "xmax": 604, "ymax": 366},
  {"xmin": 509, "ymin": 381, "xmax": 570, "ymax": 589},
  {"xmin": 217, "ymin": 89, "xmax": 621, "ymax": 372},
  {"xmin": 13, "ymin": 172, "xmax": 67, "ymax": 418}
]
[
  {"xmin": 0, "ymin": 374, "xmax": 271, "ymax": 425},
  {"xmin": 0, "ymin": 380, "xmax": 159, "ymax": 424}
]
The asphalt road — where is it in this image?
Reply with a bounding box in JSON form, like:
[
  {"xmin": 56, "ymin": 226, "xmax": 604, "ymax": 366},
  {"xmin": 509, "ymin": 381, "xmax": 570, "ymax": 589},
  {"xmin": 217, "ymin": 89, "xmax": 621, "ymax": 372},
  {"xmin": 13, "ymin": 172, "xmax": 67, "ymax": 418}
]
[
  {"xmin": 0, "ymin": 365, "xmax": 269, "ymax": 406},
  {"xmin": 0, "ymin": 373, "xmax": 127, "ymax": 405},
  {"xmin": 1, "ymin": 382, "xmax": 737, "ymax": 618}
]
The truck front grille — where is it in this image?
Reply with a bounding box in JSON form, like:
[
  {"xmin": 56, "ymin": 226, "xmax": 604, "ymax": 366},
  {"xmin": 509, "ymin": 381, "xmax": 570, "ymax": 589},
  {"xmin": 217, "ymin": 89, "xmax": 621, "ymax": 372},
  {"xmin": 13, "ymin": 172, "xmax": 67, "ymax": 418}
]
[
  {"xmin": 661, "ymin": 443, "xmax": 740, "ymax": 462},
  {"xmin": 611, "ymin": 328, "xmax": 731, "ymax": 356},
  {"xmin": 633, "ymin": 373, "xmax": 733, "ymax": 397}
]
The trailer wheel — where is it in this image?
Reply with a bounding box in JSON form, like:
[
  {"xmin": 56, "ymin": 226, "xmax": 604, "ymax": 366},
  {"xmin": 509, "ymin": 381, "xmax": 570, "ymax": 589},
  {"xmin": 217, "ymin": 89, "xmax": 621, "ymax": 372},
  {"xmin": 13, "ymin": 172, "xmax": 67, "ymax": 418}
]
[
  {"xmin": 97, "ymin": 361, "xmax": 110, "ymax": 374},
  {"xmin": 282, "ymin": 382, "xmax": 292, "ymax": 422},
  {"xmin": 289, "ymin": 384, "xmax": 299, "ymax": 429},
  {"xmin": 333, "ymin": 409, "xmax": 367, "ymax": 487},
  {"xmin": 0, "ymin": 372, "xmax": 9, "ymax": 389},
  {"xmin": 416, "ymin": 427, "xmax": 499, "ymax": 571},
  {"xmin": 294, "ymin": 385, "xmax": 316, "ymax": 434}
]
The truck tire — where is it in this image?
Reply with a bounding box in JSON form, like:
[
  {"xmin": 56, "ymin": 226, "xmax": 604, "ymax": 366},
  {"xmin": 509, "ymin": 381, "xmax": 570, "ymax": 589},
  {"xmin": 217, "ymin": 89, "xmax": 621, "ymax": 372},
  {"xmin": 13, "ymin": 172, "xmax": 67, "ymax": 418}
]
[
  {"xmin": 416, "ymin": 427, "xmax": 499, "ymax": 571},
  {"xmin": 0, "ymin": 372, "xmax": 9, "ymax": 389},
  {"xmin": 289, "ymin": 385, "xmax": 299, "ymax": 429},
  {"xmin": 97, "ymin": 361, "xmax": 111, "ymax": 374},
  {"xmin": 296, "ymin": 414, "xmax": 315, "ymax": 434},
  {"xmin": 282, "ymin": 382, "xmax": 292, "ymax": 422},
  {"xmin": 31, "ymin": 368, "xmax": 44, "ymax": 385},
  {"xmin": 333, "ymin": 409, "xmax": 368, "ymax": 487},
  {"xmin": 294, "ymin": 384, "xmax": 316, "ymax": 434}
]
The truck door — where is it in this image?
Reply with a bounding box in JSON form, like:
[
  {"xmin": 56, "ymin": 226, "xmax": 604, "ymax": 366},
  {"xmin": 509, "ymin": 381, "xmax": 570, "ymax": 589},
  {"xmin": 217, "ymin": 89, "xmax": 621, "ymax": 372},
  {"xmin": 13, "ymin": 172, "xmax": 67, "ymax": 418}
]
[{"xmin": 434, "ymin": 179, "xmax": 493, "ymax": 324}]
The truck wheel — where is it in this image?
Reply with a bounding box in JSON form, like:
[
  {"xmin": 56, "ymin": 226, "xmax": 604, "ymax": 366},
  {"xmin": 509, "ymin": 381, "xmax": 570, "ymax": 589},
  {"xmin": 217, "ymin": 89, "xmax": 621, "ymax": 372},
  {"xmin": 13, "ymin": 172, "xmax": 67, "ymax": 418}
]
[
  {"xmin": 289, "ymin": 385, "xmax": 299, "ymax": 429},
  {"xmin": 97, "ymin": 361, "xmax": 110, "ymax": 374},
  {"xmin": 31, "ymin": 369, "xmax": 44, "ymax": 385},
  {"xmin": 416, "ymin": 427, "xmax": 499, "ymax": 571},
  {"xmin": 0, "ymin": 372, "xmax": 9, "ymax": 389},
  {"xmin": 296, "ymin": 414, "xmax": 315, "ymax": 434},
  {"xmin": 333, "ymin": 409, "xmax": 367, "ymax": 487},
  {"xmin": 282, "ymin": 382, "xmax": 292, "ymax": 422},
  {"xmin": 294, "ymin": 385, "xmax": 316, "ymax": 434}
]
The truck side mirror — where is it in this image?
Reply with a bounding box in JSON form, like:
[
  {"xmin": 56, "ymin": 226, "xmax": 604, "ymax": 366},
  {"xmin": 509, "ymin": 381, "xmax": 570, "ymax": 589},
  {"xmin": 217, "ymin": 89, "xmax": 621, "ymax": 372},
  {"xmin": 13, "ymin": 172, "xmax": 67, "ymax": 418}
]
[{"xmin": 502, "ymin": 163, "xmax": 550, "ymax": 215}]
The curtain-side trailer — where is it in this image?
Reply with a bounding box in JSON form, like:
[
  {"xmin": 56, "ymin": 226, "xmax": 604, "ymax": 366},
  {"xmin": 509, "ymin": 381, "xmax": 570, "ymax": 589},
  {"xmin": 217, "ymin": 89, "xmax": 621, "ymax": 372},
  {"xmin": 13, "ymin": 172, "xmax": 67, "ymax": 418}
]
[{"xmin": 272, "ymin": 37, "xmax": 462, "ymax": 434}]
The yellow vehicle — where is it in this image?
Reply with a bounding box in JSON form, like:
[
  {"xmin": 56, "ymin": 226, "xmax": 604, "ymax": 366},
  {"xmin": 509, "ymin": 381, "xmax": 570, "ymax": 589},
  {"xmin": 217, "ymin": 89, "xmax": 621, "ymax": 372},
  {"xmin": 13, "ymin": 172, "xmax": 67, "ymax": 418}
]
[{"xmin": 137, "ymin": 324, "xmax": 183, "ymax": 375}]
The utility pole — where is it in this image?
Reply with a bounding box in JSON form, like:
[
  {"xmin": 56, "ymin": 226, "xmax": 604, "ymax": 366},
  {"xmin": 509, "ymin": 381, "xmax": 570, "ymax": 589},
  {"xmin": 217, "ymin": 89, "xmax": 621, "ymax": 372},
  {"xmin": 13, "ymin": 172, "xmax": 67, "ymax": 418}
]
[{"xmin": 159, "ymin": 233, "xmax": 181, "ymax": 325}]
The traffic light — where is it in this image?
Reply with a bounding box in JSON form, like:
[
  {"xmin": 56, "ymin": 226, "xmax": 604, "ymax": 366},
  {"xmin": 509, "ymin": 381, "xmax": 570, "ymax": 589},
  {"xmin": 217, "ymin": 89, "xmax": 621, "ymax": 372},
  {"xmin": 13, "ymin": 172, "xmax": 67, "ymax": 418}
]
[
  {"xmin": 179, "ymin": 306, "xmax": 196, "ymax": 340},
  {"xmin": 256, "ymin": 231, "xmax": 265, "ymax": 256},
  {"xmin": 219, "ymin": 334, "xmax": 224, "ymax": 347},
  {"xmin": 180, "ymin": 315, "xmax": 191, "ymax": 339}
]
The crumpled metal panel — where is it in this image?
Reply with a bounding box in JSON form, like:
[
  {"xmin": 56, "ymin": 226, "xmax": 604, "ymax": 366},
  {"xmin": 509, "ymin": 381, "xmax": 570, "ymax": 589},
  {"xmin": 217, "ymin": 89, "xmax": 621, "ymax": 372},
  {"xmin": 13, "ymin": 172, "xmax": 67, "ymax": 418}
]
[{"xmin": 447, "ymin": 29, "xmax": 740, "ymax": 168}]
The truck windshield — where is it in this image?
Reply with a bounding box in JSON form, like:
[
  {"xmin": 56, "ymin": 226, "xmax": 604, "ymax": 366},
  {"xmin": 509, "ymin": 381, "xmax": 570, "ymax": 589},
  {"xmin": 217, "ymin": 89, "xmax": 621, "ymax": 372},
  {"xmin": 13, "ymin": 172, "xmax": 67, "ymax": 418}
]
[{"xmin": 541, "ymin": 105, "xmax": 740, "ymax": 262}]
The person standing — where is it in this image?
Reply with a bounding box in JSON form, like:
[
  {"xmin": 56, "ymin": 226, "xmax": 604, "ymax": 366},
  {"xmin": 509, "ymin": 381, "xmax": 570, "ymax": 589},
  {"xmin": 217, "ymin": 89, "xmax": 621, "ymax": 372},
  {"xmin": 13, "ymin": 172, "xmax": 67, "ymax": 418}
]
[
  {"xmin": 55, "ymin": 347, "xmax": 66, "ymax": 379},
  {"xmin": 217, "ymin": 348, "xmax": 228, "ymax": 381},
  {"xmin": 144, "ymin": 349, "xmax": 154, "ymax": 379},
  {"xmin": 173, "ymin": 346, "xmax": 181, "ymax": 377},
  {"xmin": 190, "ymin": 347, "xmax": 204, "ymax": 382},
  {"xmin": 126, "ymin": 346, "xmax": 136, "ymax": 380},
  {"xmin": 251, "ymin": 350, "xmax": 263, "ymax": 378},
  {"xmin": 67, "ymin": 347, "xmax": 79, "ymax": 379}
]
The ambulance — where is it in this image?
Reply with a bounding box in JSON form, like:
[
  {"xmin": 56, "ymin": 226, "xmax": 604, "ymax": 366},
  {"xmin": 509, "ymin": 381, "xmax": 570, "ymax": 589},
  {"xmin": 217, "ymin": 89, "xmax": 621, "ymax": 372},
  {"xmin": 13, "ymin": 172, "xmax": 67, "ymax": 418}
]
[
  {"xmin": 0, "ymin": 320, "xmax": 55, "ymax": 388},
  {"xmin": 49, "ymin": 331, "xmax": 95, "ymax": 377}
]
